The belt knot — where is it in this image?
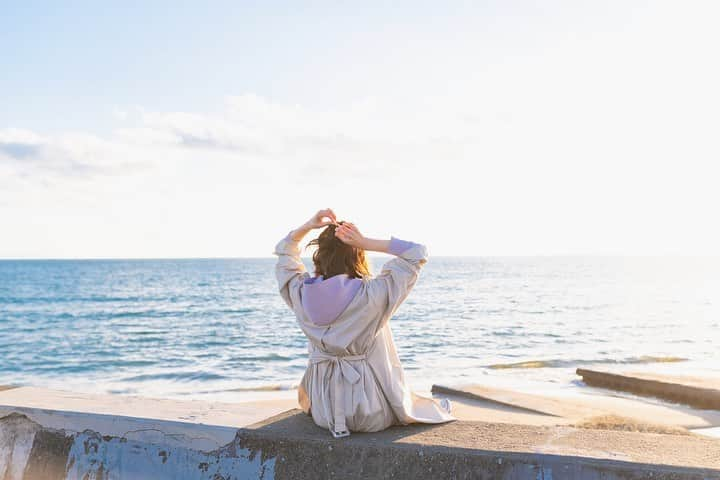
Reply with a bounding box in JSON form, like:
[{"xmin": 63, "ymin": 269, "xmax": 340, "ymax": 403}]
[
  {"xmin": 309, "ymin": 350, "xmax": 366, "ymax": 384},
  {"xmin": 308, "ymin": 349, "xmax": 367, "ymax": 437}
]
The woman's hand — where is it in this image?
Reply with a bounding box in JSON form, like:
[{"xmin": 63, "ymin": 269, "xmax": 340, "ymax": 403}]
[
  {"xmin": 336, "ymin": 223, "xmax": 394, "ymax": 253},
  {"xmin": 305, "ymin": 208, "xmax": 338, "ymax": 229},
  {"xmin": 289, "ymin": 209, "xmax": 338, "ymax": 242},
  {"xmin": 335, "ymin": 222, "xmax": 366, "ymax": 249}
]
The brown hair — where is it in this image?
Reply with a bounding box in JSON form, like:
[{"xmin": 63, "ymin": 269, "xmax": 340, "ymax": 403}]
[{"xmin": 306, "ymin": 221, "xmax": 371, "ymax": 280}]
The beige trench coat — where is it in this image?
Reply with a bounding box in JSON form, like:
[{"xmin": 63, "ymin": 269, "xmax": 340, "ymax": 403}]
[{"xmin": 273, "ymin": 233, "xmax": 456, "ymax": 437}]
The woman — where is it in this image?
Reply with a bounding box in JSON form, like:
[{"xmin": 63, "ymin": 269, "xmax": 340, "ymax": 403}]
[{"xmin": 273, "ymin": 208, "xmax": 455, "ymax": 437}]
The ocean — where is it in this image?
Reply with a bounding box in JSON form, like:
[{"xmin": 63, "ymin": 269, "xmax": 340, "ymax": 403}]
[{"xmin": 1, "ymin": 256, "xmax": 718, "ymax": 401}]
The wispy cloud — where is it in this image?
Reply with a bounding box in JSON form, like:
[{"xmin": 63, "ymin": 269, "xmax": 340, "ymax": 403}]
[
  {"xmin": 0, "ymin": 129, "xmax": 44, "ymax": 161},
  {"xmin": 0, "ymin": 128, "xmax": 156, "ymax": 180},
  {"xmin": 2, "ymin": 94, "xmax": 481, "ymax": 185},
  {"xmin": 0, "ymin": 141, "xmax": 42, "ymax": 160},
  {"xmin": 129, "ymin": 94, "xmax": 451, "ymax": 157}
]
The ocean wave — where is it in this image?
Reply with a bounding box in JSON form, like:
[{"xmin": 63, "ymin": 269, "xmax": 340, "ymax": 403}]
[
  {"xmin": 227, "ymin": 383, "xmax": 298, "ymax": 392},
  {"xmin": 121, "ymin": 371, "xmax": 230, "ymax": 382},
  {"xmin": 226, "ymin": 353, "xmax": 295, "ymax": 362},
  {"xmin": 488, "ymin": 355, "xmax": 688, "ymax": 369}
]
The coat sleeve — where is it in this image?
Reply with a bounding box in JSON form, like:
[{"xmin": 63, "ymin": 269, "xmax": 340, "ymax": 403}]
[
  {"xmin": 367, "ymin": 237, "xmax": 428, "ymax": 330},
  {"xmin": 273, "ymin": 230, "xmax": 310, "ymax": 311}
]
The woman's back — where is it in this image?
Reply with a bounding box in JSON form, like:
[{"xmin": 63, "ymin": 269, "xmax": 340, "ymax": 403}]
[{"xmin": 273, "ymin": 213, "xmax": 455, "ymax": 437}]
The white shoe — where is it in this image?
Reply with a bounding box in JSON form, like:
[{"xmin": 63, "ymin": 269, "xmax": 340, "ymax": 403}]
[{"xmin": 439, "ymin": 398, "xmax": 452, "ymax": 414}]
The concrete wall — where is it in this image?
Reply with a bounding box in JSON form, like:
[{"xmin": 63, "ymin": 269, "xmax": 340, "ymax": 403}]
[
  {"xmin": 1, "ymin": 413, "xmax": 273, "ymax": 480},
  {"xmin": 577, "ymin": 369, "xmax": 720, "ymax": 409},
  {"xmin": 2, "ymin": 409, "xmax": 720, "ymax": 480}
]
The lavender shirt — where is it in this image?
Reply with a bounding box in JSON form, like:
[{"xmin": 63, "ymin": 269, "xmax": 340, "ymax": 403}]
[{"xmin": 285, "ymin": 231, "xmax": 419, "ymax": 326}]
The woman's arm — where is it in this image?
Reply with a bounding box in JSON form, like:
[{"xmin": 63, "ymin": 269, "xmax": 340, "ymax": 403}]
[
  {"xmin": 288, "ymin": 224, "xmax": 313, "ymax": 243},
  {"xmin": 335, "ymin": 223, "xmax": 419, "ymax": 257},
  {"xmin": 335, "ymin": 222, "xmax": 428, "ymax": 329},
  {"xmin": 357, "ymin": 237, "xmax": 390, "ymax": 253}
]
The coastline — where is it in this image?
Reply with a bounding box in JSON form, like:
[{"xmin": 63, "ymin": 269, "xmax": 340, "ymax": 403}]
[
  {"xmin": 3, "ymin": 367, "xmax": 720, "ymax": 436},
  {"xmin": 2, "ymin": 384, "xmax": 719, "ymax": 479},
  {"xmin": 3, "ymin": 367, "xmax": 720, "ymax": 477}
]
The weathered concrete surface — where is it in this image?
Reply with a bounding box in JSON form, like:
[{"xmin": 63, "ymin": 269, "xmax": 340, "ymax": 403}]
[
  {"xmin": 1, "ymin": 404, "xmax": 241, "ymax": 451},
  {"xmin": 432, "ymin": 384, "xmax": 561, "ymax": 417},
  {"xmin": 577, "ymin": 368, "xmax": 720, "ymax": 409},
  {"xmin": 623, "ymin": 372, "xmax": 720, "ymax": 391},
  {"xmin": 243, "ymin": 409, "xmax": 720, "ymax": 476},
  {"xmin": 432, "ymin": 383, "xmax": 720, "ymax": 431},
  {"xmin": 0, "ymin": 412, "xmax": 41, "ymax": 480},
  {"xmin": 22, "ymin": 425, "xmax": 74, "ymax": 480},
  {"xmin": 2, "ymin": 407, "xmax": 720, "ymax": 479},
  {"xmin": 1, "ymin": 413, "xmax": 275, "ymax": 480},
  {"xmin": 0, "ymin": 386, "xmax": 296, "ymax": 429}
]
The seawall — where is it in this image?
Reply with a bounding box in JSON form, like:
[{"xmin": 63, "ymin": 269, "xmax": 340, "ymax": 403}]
[
  {"xmin": 577, "ymin": 368, "xmax": 720, "ymax": 409},
  {"xmin": 2, "ymin": 405, "xmax": 720, "ymax": 480}
]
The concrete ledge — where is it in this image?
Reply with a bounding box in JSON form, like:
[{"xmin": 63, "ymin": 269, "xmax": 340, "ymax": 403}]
[
  {"xmin": 2, "ymin": 407, "xmax": 720, "ymax": 479},
  {"xmin": 577, "ymin": 368, "xmax": 720, "ymax": 409},
  {"xmin": 0, "ymin": 404, "xmax": 240, "ymax": 452},
  {"xmin": 431, "ymin": 384, "xmax": 560, "ymax": 417},
  {"xmin": 0, "ymin": 412, "xmax": 274, "ymax": 480},
  {"xmin": 241, "ymin": 409, "xmax": 720, "ymax": 479}
]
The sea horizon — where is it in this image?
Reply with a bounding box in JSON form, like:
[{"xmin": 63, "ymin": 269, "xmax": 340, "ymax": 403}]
[
  {"xmin": 3, "ymin": 254, "xmax": 720, "ymax": 261},
  {"xmin": 2, "ymin": 256, "xmax": 718, "ymax": 402}
]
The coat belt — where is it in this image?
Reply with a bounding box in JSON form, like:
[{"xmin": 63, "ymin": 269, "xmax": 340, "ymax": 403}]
[{"xmin": 309, "ymin": 350, "xmax": 367, "ymax": 436}]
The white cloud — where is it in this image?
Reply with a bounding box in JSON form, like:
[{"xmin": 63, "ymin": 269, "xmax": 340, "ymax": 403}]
[
  {"xmin": 0, "ymin": 128, "xmax": 149, "ymax": 179},
  {"xmin": 0, "ymin": 128, "xmax": 44, "ymax": 160},
  {"xmin": 1, "ymin": 83, "xmax": 719, "ymax": 257}
]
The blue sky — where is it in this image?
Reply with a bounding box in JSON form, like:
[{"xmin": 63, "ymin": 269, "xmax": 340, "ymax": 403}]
[
  {"xmin": 3, "ymin": 2, "xmax": 328, "ymax": 130},
  {"xmin": 3, "ymin": 2, "xmax": 505, "ymax": 131},
  {"xmin": 1, "ymin": 1, "xmax": 719, "ymax": 257}
]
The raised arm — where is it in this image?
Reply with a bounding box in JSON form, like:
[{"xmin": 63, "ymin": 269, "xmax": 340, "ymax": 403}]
[
  {"xmin": 335, "ymin": 223, "xmax": 428, "ymax": 322},
  {"xmin": 273, "ymin": 209, "xmax": 337, "ymax": 311},
  {"xmin": 370, "ymin": 237, "xmax": 428, "ymax": 317}
]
